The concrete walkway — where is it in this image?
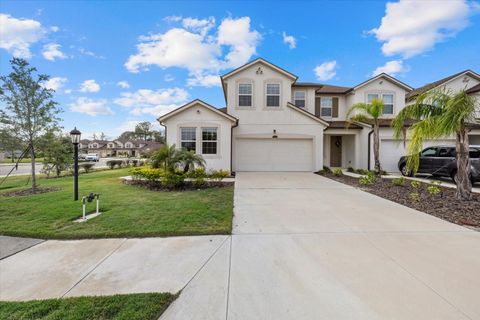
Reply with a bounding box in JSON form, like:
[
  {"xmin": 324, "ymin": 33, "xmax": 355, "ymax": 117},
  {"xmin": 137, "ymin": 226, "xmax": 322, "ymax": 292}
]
[{"xmin": 1, "ymin": 172, "xmax": 479, "ymax": 319}]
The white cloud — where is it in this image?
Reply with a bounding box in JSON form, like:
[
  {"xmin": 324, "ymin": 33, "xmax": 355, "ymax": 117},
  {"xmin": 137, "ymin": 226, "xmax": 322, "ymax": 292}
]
[
  {"xmin": 125, "ymin": 16, "xmax": 260, "ymax": 87},
  {"xmin": 314, "ymin": 61, "xmax": 337, "ymax": 81},
  {"xmin": 64, "ymin": 89, "xmax": 72, "ymax": 94},
  {"xmin": 187, "ymin": 73, "xmax": 221, "ymax": 87},
  {"xmin": 79, "ymin": 79, "xmax": 101, "ymax": 93},
  {"xmin": 42, "ymin": 77, "xmax": 67, "ymax": 91},
  {"xmin": 50, "ymin": 26, "xmax": 60, "ymax": 32},
  {"xmin": 42, "ymin": 43, "xmax": 67, "ymax": 61},
  {"xmin": 117, "ymin": 81, "xmax": 130, "ymax": 89},
  {"xmin": 78, "ymin": 47, "xmax": 105, "ymax": 59},
  {"xmin": 372, "ymin": 60, "xmax": 409, "ymax": 77},
  {"xmin": 164, "ymin": 74, "xmax": 174, "ymax": 82},
  {"xmin": 69, "ymin": 97, "xmax": 114, "ymax": 116},
  {"xmin": 114, "ymin": 87, "xmax": 188, "ymax": 116},
  {"xmin": 0, "ymin": 13, "xmax": 45, "ymax": 58},
  {"xmin": 370, "ymin": 0, "xmax": 478, "ymax": 58},
  {"xmin": 282, "ymin": 32, "xmax": 296, "ymax": 49}
]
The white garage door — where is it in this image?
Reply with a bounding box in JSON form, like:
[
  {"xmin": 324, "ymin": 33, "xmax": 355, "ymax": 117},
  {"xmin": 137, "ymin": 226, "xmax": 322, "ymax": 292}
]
[
  {"xmin": 380, "ymin": 139, "xmax": 455, "ymax": 172},
  {"xmin": 235, "ymin": 138, "xmax": 313, "ymax": 171}
]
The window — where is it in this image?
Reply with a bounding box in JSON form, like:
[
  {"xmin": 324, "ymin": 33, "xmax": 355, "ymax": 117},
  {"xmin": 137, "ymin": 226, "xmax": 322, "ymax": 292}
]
[
  {"xmin": 202, "ymin": 128, "xmax": 217, "ymax": 155},
  {"xmin": 320, "ymin": 97, "xmax": 332, "ymax": 117},
  {"xmin": 470, "ymin": 148, "xmax": 480, "ymax": 158},
  {"xmin": 180, "ymin": 127, "xmax": 196, "ymax": 152},
  {"xmin": 125, "ymin": 143, "xmax": 132, "ymax": 148},
  {"xmin": 438, "ymin": 148, "xmax": 455, "ymax": 157},
  {"xmin": 238, "ymin": 83, "xmax": 252, "ymax": 107},
  {"xmin": 367, "ymin": 93, "xmax": 394, "ymax": 115},
  {"xmin": 266, "ymin": 83, "xmax": 280, "ymax": 107},
  {"xmin": 421, "ymin": 147, "xmax": 437, "ymax": 157},
  {"xmin": 294, "ymin": 90, "xmax": 306, "ymax": 108}
]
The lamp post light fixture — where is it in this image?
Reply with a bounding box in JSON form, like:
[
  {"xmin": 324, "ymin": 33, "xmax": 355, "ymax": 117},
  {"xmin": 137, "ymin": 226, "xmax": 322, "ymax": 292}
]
[{"xmin": 70, "ymin": 127, "xmax": 81, "ymax": 201}]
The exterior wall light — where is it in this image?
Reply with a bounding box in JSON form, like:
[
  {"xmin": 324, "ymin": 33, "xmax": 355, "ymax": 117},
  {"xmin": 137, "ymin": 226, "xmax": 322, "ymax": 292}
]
[{"xmin": 272, "ymin": 129, "xmax": 278, "ymax": 139}]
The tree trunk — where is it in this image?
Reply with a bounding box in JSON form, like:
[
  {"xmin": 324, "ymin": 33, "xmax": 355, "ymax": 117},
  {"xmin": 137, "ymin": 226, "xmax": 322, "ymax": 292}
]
[
  {"xmin": 30, "ymin": 145, "xmax": 36, "ymax": 192},
  {"xmin": 373, "ymin": 123, "xmax": 381, "ymax": 175},
  {"xmin": 455, "ymin": 127, "xmax": 472, "ymax": 200}
]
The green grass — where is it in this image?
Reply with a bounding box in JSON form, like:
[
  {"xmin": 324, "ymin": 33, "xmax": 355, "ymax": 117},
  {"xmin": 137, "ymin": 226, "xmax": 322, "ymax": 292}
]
[
  {"xmin": 0, "ymin": 168, "xmax": 233, "ymax": 239},
  {"xmin": 0, "ymin": 293, "xmax": 176, "ymax": 320},
  {"xmin": 0, "ymin": 158, "xmax": 44, "ymax": 164}
]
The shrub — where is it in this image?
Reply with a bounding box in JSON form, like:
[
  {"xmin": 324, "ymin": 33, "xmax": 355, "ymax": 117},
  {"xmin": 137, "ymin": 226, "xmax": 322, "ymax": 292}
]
[
  {"xmin": 355, "ymin": 168, "xmax": 369, "ymax": 175},
  {"xmin": 187, "ymin": 167, "xmax": 207, "ymax": 179},
  {"xmin": 359, "ymin": 171, "xmax": 377, "ymax": 185},
  {"xmin": 347, "ymin": 167, "xmax": 355, "ymax": 173},
  {"xmin": 410, "ymin": 180, "xmax": 422, "ymax": 189},
  {"xmin": 332, "ymin": 168, "xmax": 343, "ymax": 176},
  {"xmin": 427, "ymin": 181, "xmax": 442, "ymax": 197},
  {"xmin": 80, "ymin": 163, "xmax": 95, "ymax": 173},
  {"xmin": 193, "ymin": 176, "xmax": 206, "ymax": 187},
  {"xmin": 317, "ymin": 166, "xmax": 332, "ymax": 176},
  {"xmin": 209, "ymin": 169, "xmax": 230, "ymax": 181},
  {"xmin": 106, "ymin": 160, "xmax": 123, "ymax": 169},
  {"xmin": 132, "ymin": 159, "xmax": 139, "ymax": 167},
  {"xmin": 391, "ymin": 177, "xmax": 405, "ymax": 186},
  {"xmin": 410, "ymin": 192, "xmax": 420, "ymax": 202},
  {"xmin": 161, "ymin": 172, "xmax": 185, "ymax": 188},
  {"xmin": 129, "ymin": 167, "xmax": 163, "ymax": 182}
]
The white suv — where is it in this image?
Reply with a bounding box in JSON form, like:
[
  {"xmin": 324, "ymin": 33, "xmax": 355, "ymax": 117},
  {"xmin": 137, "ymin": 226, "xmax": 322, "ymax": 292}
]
[{"xmin": 85, "ymin": 154, "xmax": 100, "ymax": 162}]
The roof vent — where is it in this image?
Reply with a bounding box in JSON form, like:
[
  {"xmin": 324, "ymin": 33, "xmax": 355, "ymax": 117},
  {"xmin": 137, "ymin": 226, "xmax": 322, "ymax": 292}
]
[{"xmin": 256, "ymin": 67, "xmax": 263, "ymax": 75}]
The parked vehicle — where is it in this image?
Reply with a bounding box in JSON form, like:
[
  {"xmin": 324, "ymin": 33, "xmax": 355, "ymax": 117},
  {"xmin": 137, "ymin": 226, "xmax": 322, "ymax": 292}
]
[
  {"xmin": 85, "ymin": 153, "xmax": 100, "ymax": 162},
  {"xmin": 78, "ymin": 154, "xmax": 87, "ymax": 161},
  {"xmin": 398, "ymin": 145, "xmax": 480, "ymax": 183}
]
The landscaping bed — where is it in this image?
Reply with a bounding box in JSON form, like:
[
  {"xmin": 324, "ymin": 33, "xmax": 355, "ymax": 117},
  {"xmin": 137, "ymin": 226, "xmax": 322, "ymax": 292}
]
[
  {"xmin": 125, "ymin": 178, "xmax": 234, "ymax": 191},
  {"xmin": 0, "ymin": 293, "xmax": 175, "ymax": 320},
  {"xmin": 321, "ymin": 173, "xmax": 480, "ymax": 228}
]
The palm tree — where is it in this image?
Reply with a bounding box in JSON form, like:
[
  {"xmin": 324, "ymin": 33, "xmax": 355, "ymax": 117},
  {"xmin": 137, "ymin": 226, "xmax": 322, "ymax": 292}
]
[
  {"xmin": 151, "ymin": 144, "xmax": 180, "ymax": 172},
  {"xmin": 347, "ymin": 98, "xmax": 385, "ymax": 175},
  {"xmin": 179, "ymin": 149, "xmax": 206, "ymax": 173},
  {"xmin": 392, "ymin": 89, "xmax": 478, "ymax": 200}
]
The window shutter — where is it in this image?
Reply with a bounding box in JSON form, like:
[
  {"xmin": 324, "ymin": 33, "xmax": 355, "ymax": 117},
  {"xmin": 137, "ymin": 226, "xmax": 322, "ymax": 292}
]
[
  {"xmin": 332, "ymin": 97, "xmax": 339, "ymax": 118},
  {"xmin": 315, "ymin": 97, "xmax": 321, "ymax": 117}
]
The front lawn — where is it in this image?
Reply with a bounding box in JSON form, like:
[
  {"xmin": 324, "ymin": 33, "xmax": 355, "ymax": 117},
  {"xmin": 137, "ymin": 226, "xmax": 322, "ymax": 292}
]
[
  {"xmin": 0, "ymin": 293, "xmax": 175, "ymax": 320},
  {"xmin": 0, "ymin": 168, "xmax": 233, "ymax": 239}
]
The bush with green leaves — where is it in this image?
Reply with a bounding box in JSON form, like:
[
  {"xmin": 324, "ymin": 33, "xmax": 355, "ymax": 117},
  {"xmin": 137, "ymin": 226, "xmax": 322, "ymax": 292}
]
[
  {"xmin": 427, "ymin": 181, "xmax": 442, "ymax": 197},
  {"xmin": 409, "ymin": 180, "xmax": 422, "ymax": 202},
  {"xmin": 187, "ymin": 167, "xmax": 207, "ymax": 179},
  {"xmin": 332, "ymin": 168, "xmax": 343, "ymax": 176},
  {"xmin": 80, "ymin": 163, "xmax": 95, "ymax": 173},
  {"xmin": 209, "ymin": 169, "xmax": 230, "ymax": 181},
  {"xmin": 317, "ymin": 166, "xmax": 332, "ymax": 176},
  {"xmin": 347, "ymin": 167, "xmax": 355, "ymax": 173},
  {"xmin": 391, "ymin": 176, "xmax": 405, "ymax": 186},
  {"xmin": 130, "ymin": 167, "xmax": 163, "ymax": 182},
  {"xmin": 106, "ymin": 160, "xmax": 123, "ymax": 169},
  {"xmin": 359, "ymin": 171, "xmax": 377, "ymax": 185},
  {"xmin": 161, "ymin": 172, "xmax": 185, "ymax": 188}
]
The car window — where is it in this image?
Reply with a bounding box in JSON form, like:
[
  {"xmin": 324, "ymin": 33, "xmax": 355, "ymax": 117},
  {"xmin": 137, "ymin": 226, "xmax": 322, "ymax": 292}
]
[
  {"xmin": 421, "ymin": 147, "xmax": 437, "ymax": 157},
  {"xmin": 470, "ymin": 148, "xmax": 480, "ymax": 158},
  {"xmin": 438, "ymin": 148, "xmax": 455, "ymax": 157}
]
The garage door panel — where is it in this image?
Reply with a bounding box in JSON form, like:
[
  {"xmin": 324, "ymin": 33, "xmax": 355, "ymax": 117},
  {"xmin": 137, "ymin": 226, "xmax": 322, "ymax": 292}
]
[{"xmin": 235, "ymin": 138, "xmax": 313, "ymax": 172}]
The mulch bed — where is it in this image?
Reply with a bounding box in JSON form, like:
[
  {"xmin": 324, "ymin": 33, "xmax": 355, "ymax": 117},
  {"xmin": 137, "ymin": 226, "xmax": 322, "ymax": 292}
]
[
  {"xmin": 1, "ymin": 186, "xmax": 61, "ymax": 197},
  {"xmin": 125, "ymin": 180, "xmax": 234, "ymax": 192},
  {"xmin": 321, "ymin": 173, "xmax": 480, "ymax": 228}
]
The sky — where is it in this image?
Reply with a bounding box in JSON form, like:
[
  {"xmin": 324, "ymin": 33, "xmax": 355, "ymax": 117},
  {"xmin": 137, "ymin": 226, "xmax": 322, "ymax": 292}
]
[{"xmin": 1, "ymin": 0, "xmax": 479, "ymax": 139}]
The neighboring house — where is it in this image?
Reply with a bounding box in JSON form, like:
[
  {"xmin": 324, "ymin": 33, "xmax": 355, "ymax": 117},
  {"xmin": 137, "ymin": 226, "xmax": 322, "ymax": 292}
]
[
  {"xmin": 79, "ymin": 139, "xmax": 161, "ymax": 157},
  {"xmin": 158, "ymin": 58, "xmax": 480, "ymax": 173}
]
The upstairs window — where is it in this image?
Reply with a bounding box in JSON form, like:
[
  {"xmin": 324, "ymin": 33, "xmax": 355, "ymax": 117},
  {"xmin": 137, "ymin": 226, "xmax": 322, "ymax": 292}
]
[
  {"xmin": 238, "ymin": 83, "xmax": 252, "ymax": 107},
  {"xmin": 320, "ymin": 97, "xmax": 332, "ymax": 117},
  {"xmin": 367, "ymin": 93, "xmax": 394, "ymax": 115},
  {"xmin": 180, "ymin": 127, "xmax": 196, "ymax": 152},
  {"xmin": 202, "ymin": 128, "xmax": 217, "ymax": 155},
  {"xmin": 266, "ymin": 83, "xmax": 280, "ymax": 107},
  {"xmin": 294, "ymin": 90, "xmax": 306, "ymax": 108}
]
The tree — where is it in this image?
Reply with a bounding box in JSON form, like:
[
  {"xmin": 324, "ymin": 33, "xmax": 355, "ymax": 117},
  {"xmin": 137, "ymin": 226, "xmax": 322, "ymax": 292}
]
[
  {"xmin": 179, "ymin": 149, "xmax": 206, "ymax": 173},
  {"xmin": 0, "ymin": 128, "xmax": 23, "ymax": 163},
  {"xmin": 40, "ymin": 131, "xmax": 73, "ymax": 177},
  {"xmin": 135, "ymin": 121, "xmax": 153, "ymax": 140},
  {"xmin": 393, "ymin": 89, "xmax": 478, "ymax": 200},
  {"xmin": 152, "ymin": 130, "xmax": 165, "ymax": 144},
  {"xmin": 151, "ymin": 144, "xmax": 181, "ymax": 172},
  {"xmin": 346, "ymin": 98, "xmax": 385, "ymax": 175},
  {"xmin": 0, "ymin": 58, "xmax": 61, "ymax": 192},
  {"xmin": 118, "ymin": 131, "xmax": 137, "ymax": 141},
  {"xmin": 99, "ymin": 132, "xmax": 107, "ymax": 140}
]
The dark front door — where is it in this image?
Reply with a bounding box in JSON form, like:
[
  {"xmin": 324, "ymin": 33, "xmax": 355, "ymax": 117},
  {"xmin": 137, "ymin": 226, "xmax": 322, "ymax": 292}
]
[{"xmin": 330, "ymin": 136, "xmax": 342, "ymax": 167}]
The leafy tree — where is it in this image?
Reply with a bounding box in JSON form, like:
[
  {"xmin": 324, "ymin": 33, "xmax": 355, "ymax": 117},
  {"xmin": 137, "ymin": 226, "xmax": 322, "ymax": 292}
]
[
  {"xmin": 135, "ymin": 121, "xmax": 153, "ymax": 140},
  {"xmin": 347, "ymin": 98, "xmax": 385, "ymax": 175},
  {"xmin": 40, "ymin": 131, "xmax": 73, "ymax": 177},
  {"xmin": 151, "ymin": 144, "xmax": 181, "ymax": 172},
  {"xmin": 178, "ymin": 149, "xmax": 206, "ymax": 173},
  {"xmin": 0, "ymin": 128, "xmax": 23, "ymax": 163},
  {"xmin": 99, "ymin": 132, "xmax": 107, "ymax": 140},
  {"xmin": 152, "ymin": 130, "xmax": 165, "ymax": 143},
  {"xmin": 118, "ymin": 131, "xmax": 137, "ymax": 141},
  {"xmin": 0, "ymin": 58, "xmax": 61, "ymax": 191},
  {"xmin": 393, "ymin": 89, "xmax": 478, "ymax": 200}
]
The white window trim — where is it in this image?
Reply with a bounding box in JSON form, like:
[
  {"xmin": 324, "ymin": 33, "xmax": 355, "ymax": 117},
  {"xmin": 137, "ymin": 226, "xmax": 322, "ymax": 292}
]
[
  {"xmin": 293, "ymin": 90, "xmax": 306, "ymax": 108},
  {"xmin": 201, "ymin": 127, "xmax": 219, "ymax": 156},
  {"xmin": 180, "ymin": 127, "xmax": 197, "ymax": 152},
  {"xmin": 320, "ymin": 97, "xmax": 333, "ymax": 118},
  {"xmin": 264, "ymin": 81, "xmax": 282, "ymax": 108},
  {"xmin": 235, "ymin": 79, "xmax": 254, "ymax": 109},
  {"xmin": 366, "ymin": 92, "xmax": 395, "ymax": 115}
]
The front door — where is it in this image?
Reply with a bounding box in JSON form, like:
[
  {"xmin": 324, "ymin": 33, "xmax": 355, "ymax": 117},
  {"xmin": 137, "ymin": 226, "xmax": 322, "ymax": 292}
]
[{"xmin": 330, "ymin": 136, "xmax": 342, "ymax": 167}]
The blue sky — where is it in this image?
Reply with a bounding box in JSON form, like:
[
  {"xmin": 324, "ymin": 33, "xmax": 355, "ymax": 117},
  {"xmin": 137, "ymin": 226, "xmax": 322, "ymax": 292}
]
[{"xmin": 1, "ymin": 0, "xmax": 479, "ymax": 139}]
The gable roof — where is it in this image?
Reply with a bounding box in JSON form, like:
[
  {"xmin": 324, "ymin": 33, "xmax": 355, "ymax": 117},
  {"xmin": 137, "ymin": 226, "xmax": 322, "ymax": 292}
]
[
  {"xmin": 350, "ymin": 73, "xmax": 413, "ymax": 92},
  {"xmin": 158, "ymin": 99, "xmax": 237, "ymax": 123},
  {"xmin": 221, "ymin": 58, "xmax": 298, "ymax": 81},
  {"xmin": 286, "ymin": 102, "xmax": 329, "ymax": 126},
  {"xmin": 407, "ymin": 70, "xmax": 480, "ymax": 100}
]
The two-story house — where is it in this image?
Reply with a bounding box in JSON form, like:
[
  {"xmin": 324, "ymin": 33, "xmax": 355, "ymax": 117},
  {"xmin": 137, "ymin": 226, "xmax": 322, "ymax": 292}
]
[
  {"xmin": 79, "ymin": 139, "xmax": 161, "ymax": 157},
  {"xmin": 158, "ymin": 58, "xmax": 480, "ymax": 173}
]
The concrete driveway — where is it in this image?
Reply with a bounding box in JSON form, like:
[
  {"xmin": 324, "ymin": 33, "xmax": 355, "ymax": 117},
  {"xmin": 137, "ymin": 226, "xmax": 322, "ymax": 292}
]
[{"xmin": 2, "ymin": 172, "xmax": 479, "ymax": 320}]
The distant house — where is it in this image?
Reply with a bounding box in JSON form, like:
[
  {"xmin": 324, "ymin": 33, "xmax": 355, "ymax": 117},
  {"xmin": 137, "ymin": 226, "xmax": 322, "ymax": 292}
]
[{"xmin": 79, "ymin": 139, "xmax": 162, "ymax": 157}]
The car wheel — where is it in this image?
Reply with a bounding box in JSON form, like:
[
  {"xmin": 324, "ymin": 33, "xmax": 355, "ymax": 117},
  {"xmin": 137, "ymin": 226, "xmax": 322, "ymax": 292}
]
[{"xmin": 400, "ymin": 164, "xmax": 411, "ymax": 177}]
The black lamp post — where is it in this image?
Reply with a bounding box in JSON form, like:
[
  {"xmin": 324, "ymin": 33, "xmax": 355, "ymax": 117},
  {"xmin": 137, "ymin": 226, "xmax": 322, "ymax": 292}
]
[{"xmin": 70, "ymin": 127, "xmax": 81, "ymax": 201}]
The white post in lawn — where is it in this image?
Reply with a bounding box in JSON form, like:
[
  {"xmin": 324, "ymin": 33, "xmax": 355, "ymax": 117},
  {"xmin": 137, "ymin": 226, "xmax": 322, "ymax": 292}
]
[
  {"xmin": 96, "ymin": 194, "xmax": 100, "ymax": 214},
  {"xmin": 82, "ymin": 196, "xmax": 86, "ymax": 220}
]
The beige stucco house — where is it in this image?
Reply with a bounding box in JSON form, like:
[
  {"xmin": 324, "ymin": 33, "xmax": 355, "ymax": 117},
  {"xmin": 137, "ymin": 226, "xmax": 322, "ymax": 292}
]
[{"xmin": 158, "ymin": 58, "xmax": 480, "ymax": 173}]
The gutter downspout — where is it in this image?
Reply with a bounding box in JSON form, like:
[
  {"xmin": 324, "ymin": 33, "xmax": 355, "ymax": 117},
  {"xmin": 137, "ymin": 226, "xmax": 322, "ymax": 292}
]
[
  {"xmin": 230, "ymin": 120, "xmax": 239, "ymax": 175},
  {"xmin": 367, "ymin": 129, "xmax": 374, "ymax": 171},
  {"xmin": 158, "ymin": 121, "xmax": 167, "ymax": 145}
]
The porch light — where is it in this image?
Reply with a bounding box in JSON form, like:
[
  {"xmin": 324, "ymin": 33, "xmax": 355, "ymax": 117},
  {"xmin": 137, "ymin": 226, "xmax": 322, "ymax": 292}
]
[
  {"xmin": 70, "ymin": 127, "xmax": 81, "ymax": 144},
  {"xmin": 272, "ymin": 129, "xmax": 278, "ymax": 139}
]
